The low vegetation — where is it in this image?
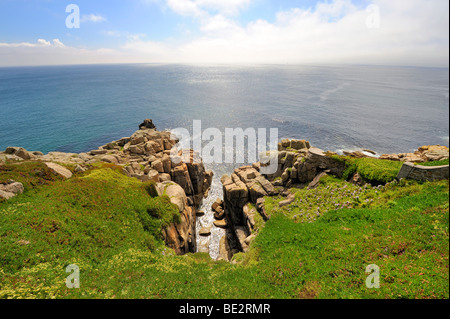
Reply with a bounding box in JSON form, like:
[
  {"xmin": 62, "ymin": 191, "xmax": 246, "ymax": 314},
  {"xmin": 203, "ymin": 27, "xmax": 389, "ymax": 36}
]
[
  {"xmin": 0, "ymin": 159, "xmax": 448, "ymax": 299},
  {"xmin": 417, "ymin": 159, "xmax": 449, "ymax": 167},
  {"xmin": 337, "ymin": 156, "xmax": 404, "ymax": 184}
]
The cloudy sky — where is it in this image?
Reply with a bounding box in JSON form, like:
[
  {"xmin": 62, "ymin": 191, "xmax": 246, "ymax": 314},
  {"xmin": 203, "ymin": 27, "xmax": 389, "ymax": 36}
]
[{"xmin": 0, "ymin": 0, "xmax": 448, "ymax": 67}]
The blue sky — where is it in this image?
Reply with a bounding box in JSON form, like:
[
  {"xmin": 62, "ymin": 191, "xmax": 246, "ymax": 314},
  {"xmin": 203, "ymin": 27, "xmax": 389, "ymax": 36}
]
[{"xmin": 0, "ymin": 0, "xmax": 448, "ymax": 66}]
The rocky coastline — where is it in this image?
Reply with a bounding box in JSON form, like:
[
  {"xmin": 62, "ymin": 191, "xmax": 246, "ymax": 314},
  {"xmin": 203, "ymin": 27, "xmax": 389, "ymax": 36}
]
[
  {"xmin": 214, "ymin": 139, "xmax": 449, "ymax": 261},
  {"xmin": 1, "ymin": 120, "xmax": 449, "ymax": 261},
  {"xmin": 1, "ymin": 119, "xmax": 213, "ymax": 256}
]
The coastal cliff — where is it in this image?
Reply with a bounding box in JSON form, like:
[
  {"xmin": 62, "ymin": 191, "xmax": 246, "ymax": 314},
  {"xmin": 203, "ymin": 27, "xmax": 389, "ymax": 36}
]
[
  {"xmin": 215, "ymin": 139, "xmax": 449, "ymax": 261},
  {"xmin": 1, "ymin": 121, "xmax": 449, "ymax": 260},
  {"xmin": 0, "ymin": 119, "xmax": 213, "ymax": 255},
  {"xmin": 1, "ymin": 120, "xmax": 449, "ymax": 299}
]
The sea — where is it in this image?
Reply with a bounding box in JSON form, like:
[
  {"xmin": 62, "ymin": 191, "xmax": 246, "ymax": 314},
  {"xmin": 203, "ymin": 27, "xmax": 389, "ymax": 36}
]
[{"xmin": 1, "ymin": 63, "xmax": 448, "ymax": 258}]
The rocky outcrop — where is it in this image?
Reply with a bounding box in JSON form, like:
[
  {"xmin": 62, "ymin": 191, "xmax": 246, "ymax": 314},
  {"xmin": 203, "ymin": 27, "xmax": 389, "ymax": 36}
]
[
  {"xmin": 3, "ymin": 147, "xmax": 37, "ymax": 161},
  {"xmin": 44, "ymin": 162, "xmax": 73, "ymax": 179},
  {"xmin": 155, "ymin": 181, "xmax": 197, "ymax": 255},
  {"xmin": 0, "ymin": 180, "xmax": 24, "ymax": 200},
  {"xmin": 217, "ymin": 166, "xmax": 278, "ymax": 259},
  {"xmin": 262, "ymin": 146, "xmax": 346, "ymax": 187},
  {"xmin": 0, "ymin": 119, "xmax": 213, "ymax": 256},
  {"xmin": 222, "ymin": 166, "xmax": 277, "ymax": 227},
  {"xmin": 397, "ymin": 162, "xmax": 449, "ymax": 182},
  {"xmin": 278, "ymin": 138, "xmax": 311, "ymax": 151},
  {"xmin": 139, "ymin": 118, "xmax": 156, "ymax": 130},
  {"xmin": 218, "ymin": 141, "xmax": 386, "ymax": 260},
  {"xmin": 380, "ymin": 145, "xmax": 449, "ymax": 163}
]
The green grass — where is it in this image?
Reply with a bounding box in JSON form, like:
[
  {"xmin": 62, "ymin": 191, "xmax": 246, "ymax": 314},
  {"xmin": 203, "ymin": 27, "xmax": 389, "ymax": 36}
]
[
  {"xmin": 337, "ymin": 156, "xmax": 403, "ymax": 184},
  {"xmin": 254, "ymin": 179, "xmax": 449, "ymax": 298},
  {"xmin": 0, "ymin": 166, "xmax": 179, "ymax": 298},
  {"xmin": 265, "ymin": 175, "xmax": 383, "ymax": 223},
  {"xmin": 0, "ymin": 161, "xmax": 64, "ymax": 193},
  {"xmin": 0, "ymin": 161, "xmax": 448, "ymax": 299}
]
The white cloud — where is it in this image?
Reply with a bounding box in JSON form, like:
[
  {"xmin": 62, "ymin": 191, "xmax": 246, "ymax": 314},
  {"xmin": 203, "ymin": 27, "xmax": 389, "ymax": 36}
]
[
  {"xmin": 0, "ymin": 39, "xmax": 65, "ymax": 48},
  {"xmin": 166, "ymin": 0, "xmax": 204, "ymax": 17},
  {"xmin": 122, "ymin": 0, "xmax": 448, "ymax": 66},
  {"xmin": 37, "ymin": 39, "xmax": 51, "ymax": 46},
  {"xmin": 52, "ymin": 39, "xmax": 65, "ymax": 48},
  {"xmin": 81, "ymin": 14, "xmax": 107, "ymax": 23},
  {"xmin": 1, "ymin": 0, "xmax": 448, "ymax": 67}
]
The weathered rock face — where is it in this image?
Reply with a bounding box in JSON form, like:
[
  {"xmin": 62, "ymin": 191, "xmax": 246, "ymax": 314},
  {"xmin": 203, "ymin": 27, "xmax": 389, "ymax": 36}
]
[
  {"xmin": 3, "ymin": 147, "xmax": 36, "ymax": 161},
  {"xmin": 297, "ymin": 148, "xmax": 346, "ymax": 182},
  {"xmin": 217, "ymin": 141, "xmax": 347, "ymax": 260},
  {"xmin": 397, "ymin": 162, "xmax": 449, "ymax": 182},
  {"xmin": 262, "ymin": 146, "xmax": 346, "ymax": 187},
  {"xmin": 380, "ymin": 145, "xmax": 449, "ymax": 163},
  {"xmin": 219, "ymin": 166, "xmax": 278, "ymax": 259},
  {"xmin": 278, "ymin": 139, "xmax": 311, "ymax": 152},
  {"xmin": 139, "ymin": 119, "xmax": 156, "ymax": 130},
  {"xmin": 79, "ymin": 126, "xmax": 214, "ymax": 211},
  {"xmin": 44, "ymin": 162, "xmax": 73, "ymax": 179},
  {"xmin": 0, "ymin": 180, "xmax": 24, "ymax": 200},
  {"xmin": 156, "ymin": 181, "xmax": 197, "ymax": 255},
  {"xmin": 115, "ymin": 128, "xmax": 213, "ymax": 255}
]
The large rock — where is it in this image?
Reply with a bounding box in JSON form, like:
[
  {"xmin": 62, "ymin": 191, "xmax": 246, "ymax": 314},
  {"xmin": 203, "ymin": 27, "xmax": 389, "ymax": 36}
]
[
  {"xmin": 293, "ymin": 147, "xmax": 345, "ymax": 183},
  {"xmin": 101, "ymin": 155, "xmax": 119, "ymax": 164},
  {"xmin": 147, "ymin": 169, "xmax": 160, "ymax": 183},
  {"xmin": 139, "ymin": 119, "xmax": 156, "ymax": 130},
  {"xmin": 5, "ymin": 147, "xmax": 34, "ymax": 160},
  {"xmin": 0, "ymin": 180, "xmax": 24, "ymax": 201},
  {"xmin": 129, "ymin": 144, "xmax": 146, "ymax": 155},
  {"xmin": 0, "ymin": 190, "xmax": 16, "ymax": 200},
  {"xmin": 235, "ymin": 226, "xmax": 250, "ymax": 252},
  {"xmin": 4, "ymin": 147, "xmax": 20, "ymax": 155},
  {"xmin": 151, "ymin": 159, "xmax": 164, "ymax": 173},
  {"xmin": 381, "ymin": 145, "xmax": 449, "ymax": 164},
  {"xmin": 278, "ymin": 193, "xmax": 295, "ymax": 207},
  {"xmin": 162, "ymin": 182, "xmax": 187, "ymax": 213},
  {"xmin": 171, "ymin": 164, "xmax": 194, "ymax": 196},
  {"xmin": 397, "ymin": 162, "xmax": 449, "ymax": 182},
  {"xmin": 214, "ymin": 219, "xmax": 228, "ymax": 229},
  {"xmin": 420, "ymin": 145, "xmax": 449, "ymax": 161},
  {"xmin": 0, "ymin": 181, "xmax": 24, "ymax": 195},
  {"xmin": 145, "ymin": 141, "xmax": 162, "ymax": 154},
  {"xmin": 159, "ymin": 183, "xmax": 197, "ymax": 255},
  {"xmin": 90, "ymin": 149, "xmax": 108, "ymax": 156},
  {"xmin": 379, "ymin": 154, "xmax": 400, "ymax": 161}
]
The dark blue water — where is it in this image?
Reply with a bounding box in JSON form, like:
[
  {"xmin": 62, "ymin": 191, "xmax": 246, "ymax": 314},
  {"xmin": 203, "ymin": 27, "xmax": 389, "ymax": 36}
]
[{"xmin": 1, "ymin": 63, "xmax": 448, "ymax": 158}]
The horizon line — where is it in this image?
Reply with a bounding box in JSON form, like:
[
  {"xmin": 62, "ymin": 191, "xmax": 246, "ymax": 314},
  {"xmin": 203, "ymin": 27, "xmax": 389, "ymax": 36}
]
[{"xmin": 0, "ymin": 61, "xmax": 449, "ymax": 70}]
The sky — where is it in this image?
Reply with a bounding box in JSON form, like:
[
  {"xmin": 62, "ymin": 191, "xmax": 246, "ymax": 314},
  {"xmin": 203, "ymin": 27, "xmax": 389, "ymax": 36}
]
[{"xmin": 0, "ymin": 0, "xmax": 448, "ymax": 67}]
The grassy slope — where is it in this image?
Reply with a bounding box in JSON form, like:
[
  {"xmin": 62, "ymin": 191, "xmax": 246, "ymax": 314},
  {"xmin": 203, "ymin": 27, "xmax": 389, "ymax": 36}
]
[
  {"xmin": 255, "ymin": 178, "xmax": 449, "ymax": 298},
  {"xmin": 0, "ymin": 160, "xmax": 448, "ymax": 299},
  {"xmin": 335, "ymin": 156, "xmax": 404, "ymax": 184},
  {"xmin": 0, "ymin": 163, "xmax": 180, "ymax": 298}
]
